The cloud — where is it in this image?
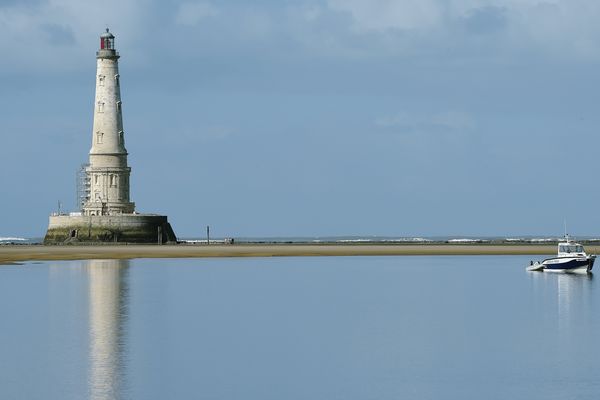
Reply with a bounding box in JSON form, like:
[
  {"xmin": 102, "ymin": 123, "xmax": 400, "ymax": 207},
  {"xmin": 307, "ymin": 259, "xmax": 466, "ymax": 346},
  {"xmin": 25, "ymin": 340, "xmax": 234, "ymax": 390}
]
[
  {"xmin": 376, "ymin": 111, "xmax": 476, "ymax": 134},
  {"xmin": 300, "ymin": 4, "xmax": 322, "ymax": 22},
  {"xmin": 197, "ymin": 125, "xmax": 234, "ymax": 142},
  {"xmin": 0, "ymin": 0, "xmax": 155, "ymax": 72},
  {"xmin": 512, "ymin": 1, "xmax": 600, "ymax": 59},
  {"xmin": 430, "ymin": 111, "xmax": 476, "ymax": 131},
  {"xmin": 463, "ymin": 6, "xmax": 508, "ymax": 35},
  {"xmin": 0, "ymin": 0, "xmax": 44, "ymax": 7},
  {"xmin": 41, "ymin": 23, "xmax": 76, "ymax": 45},
  {"xmin": 3, "ymin": 0, "xmax": 600, "ymax": 77},
  {"xmin": 323, "ymin": 0, "xmax": 600, "ymax": 60},
  {"xmin": 327, "ymin": 0, "xmax": 442, "ymax": 32},
  {"xmin": 174, "ymin": 2, "xmax": 218, "ymax": 26}
]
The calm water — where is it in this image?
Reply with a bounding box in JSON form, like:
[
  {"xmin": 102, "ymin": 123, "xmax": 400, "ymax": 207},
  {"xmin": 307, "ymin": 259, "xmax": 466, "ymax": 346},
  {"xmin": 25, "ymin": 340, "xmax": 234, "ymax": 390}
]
[{"xmin": 1, "ymin": 256, "xmax": 599, "ymax": 399}]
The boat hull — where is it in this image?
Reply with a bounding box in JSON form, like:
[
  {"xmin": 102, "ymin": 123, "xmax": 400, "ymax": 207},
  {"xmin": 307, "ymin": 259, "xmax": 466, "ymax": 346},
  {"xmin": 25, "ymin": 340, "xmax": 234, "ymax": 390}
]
[{"xmin": 542, "ymin": 256, "xmax": 595, "ymax": 273}]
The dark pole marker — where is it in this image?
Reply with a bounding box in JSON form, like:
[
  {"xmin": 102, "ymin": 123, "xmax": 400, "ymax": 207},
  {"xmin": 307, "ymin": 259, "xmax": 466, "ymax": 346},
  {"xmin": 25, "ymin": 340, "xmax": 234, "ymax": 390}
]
[{"xmin": 207, "ymin": 225, "xmax": 210, "ymax": 245}]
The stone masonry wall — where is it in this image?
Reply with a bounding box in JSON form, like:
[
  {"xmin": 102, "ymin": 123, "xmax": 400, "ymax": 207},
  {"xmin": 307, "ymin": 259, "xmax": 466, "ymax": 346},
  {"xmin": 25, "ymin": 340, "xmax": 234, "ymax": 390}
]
[{"xmin": 44, "ymin": 215, "xmax": 177, "ymax": 244}]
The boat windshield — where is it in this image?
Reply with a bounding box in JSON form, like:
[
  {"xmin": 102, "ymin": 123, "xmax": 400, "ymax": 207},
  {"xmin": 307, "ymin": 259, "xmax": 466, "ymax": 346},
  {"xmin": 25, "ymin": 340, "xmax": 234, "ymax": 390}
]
[{"xmin": 559, "ymin": 245, "xmax": 584, "ymax": 253}]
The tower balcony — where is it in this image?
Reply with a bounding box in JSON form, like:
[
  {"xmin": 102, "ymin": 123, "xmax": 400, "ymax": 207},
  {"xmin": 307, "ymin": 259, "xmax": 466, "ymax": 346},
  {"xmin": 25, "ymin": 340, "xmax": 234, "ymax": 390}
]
[{"xmin": 96, "ymin": 49, "xmax": 120, "ymax": 59}]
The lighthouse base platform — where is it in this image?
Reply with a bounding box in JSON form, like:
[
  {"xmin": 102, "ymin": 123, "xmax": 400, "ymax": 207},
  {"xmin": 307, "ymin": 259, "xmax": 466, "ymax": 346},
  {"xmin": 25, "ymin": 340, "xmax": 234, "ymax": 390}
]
[{"xmin": 44, "ymin": 214, "xmax": 177, "ymax": 245}]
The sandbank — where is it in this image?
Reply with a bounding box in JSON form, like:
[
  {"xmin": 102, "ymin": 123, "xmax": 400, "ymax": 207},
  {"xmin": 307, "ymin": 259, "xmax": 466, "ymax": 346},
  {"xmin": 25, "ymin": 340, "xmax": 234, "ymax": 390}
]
[{"xmin": 1, "ymin": 243, "xmax": 594, "ymax": 264}]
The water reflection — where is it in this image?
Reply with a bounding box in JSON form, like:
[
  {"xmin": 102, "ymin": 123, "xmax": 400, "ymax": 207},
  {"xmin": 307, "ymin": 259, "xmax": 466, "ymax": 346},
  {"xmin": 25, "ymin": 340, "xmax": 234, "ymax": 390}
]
[
  {"xmin": 7, "ymin": 257, "xmax": 600, "ymax": 399},
  {"xmin": 530, "ymin": 270, "xmax": 594, "ymax": 341},
  {"xmin": 85, "ymin": 259, "xmax": 129, "ymax": 400},
  {"xmin": 556, "ymin": 272, "xmax": 593, "ymax": 336}
]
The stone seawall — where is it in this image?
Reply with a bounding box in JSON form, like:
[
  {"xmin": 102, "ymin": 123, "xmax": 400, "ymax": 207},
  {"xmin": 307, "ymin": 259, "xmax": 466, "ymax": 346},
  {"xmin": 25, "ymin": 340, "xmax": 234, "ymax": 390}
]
[{"xmin": 44, "ymin": 214, "xmax": 177, "ymax": 244}]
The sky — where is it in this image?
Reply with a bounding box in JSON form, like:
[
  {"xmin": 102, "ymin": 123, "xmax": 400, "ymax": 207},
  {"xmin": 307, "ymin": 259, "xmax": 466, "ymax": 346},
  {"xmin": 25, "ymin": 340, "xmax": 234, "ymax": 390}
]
[{"xmin": 2, "ymin": 0, "xmax": 600, "ymax": 238}]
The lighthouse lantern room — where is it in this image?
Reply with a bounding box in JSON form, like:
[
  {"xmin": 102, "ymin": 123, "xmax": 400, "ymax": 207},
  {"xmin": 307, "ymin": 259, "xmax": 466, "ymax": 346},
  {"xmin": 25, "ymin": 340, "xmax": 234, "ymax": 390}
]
[{"xmin": 100, "ymin": 28, "xmax": 115, "ymax": 50}]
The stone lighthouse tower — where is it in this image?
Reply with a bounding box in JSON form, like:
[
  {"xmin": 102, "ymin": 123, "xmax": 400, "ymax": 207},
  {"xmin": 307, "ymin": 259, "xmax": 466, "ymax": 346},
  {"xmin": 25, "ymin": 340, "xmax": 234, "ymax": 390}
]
[
  {"xmin": 44, "ymin": 29, "xmax": 176, "ymax": 244},
  {"xmin": 84, "ymin": 29, "xmax": 134, "ymax": 216}
]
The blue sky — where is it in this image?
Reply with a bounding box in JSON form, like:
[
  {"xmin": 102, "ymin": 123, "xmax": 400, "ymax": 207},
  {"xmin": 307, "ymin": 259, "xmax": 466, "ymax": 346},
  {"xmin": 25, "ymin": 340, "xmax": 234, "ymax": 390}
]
[{"xmin": 2, "ymin": 0, "xmax": 600, "ymax": 238}]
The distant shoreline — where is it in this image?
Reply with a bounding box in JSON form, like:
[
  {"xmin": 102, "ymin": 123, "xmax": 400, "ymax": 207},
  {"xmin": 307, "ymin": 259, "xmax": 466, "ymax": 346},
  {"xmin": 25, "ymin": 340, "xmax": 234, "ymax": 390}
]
[
  {"xmin": 1, "ymin": 243, "xmax": 594, "ymax": 264},
  {"xmin": 5, "ymin": 236, "xmax": 600, "ymax": 246}
]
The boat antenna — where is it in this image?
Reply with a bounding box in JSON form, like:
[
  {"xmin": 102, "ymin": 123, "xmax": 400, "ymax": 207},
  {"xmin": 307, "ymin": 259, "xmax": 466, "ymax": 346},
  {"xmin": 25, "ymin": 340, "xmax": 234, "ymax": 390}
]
[{"xmin": 564, "ymin": 219, "xmax": 569, "ymax": 241}]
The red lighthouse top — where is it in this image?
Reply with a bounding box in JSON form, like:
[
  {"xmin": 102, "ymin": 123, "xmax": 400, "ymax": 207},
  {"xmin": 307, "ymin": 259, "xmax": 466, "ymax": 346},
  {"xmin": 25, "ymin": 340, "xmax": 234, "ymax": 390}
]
[{"xmin": 100, "ymin": 28, "xmax": 115, "ymax": 50}]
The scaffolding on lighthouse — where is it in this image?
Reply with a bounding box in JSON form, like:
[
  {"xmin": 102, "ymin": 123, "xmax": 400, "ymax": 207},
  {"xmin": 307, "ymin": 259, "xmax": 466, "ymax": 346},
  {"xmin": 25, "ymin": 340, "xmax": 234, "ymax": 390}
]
[{"xmin": 76, "ymin": 163, "xmax": 91, "ymax": 212}]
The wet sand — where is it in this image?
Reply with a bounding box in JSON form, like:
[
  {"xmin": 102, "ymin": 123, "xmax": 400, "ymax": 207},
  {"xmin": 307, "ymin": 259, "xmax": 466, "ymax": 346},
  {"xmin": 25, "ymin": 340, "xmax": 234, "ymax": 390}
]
[{"xmin": 2, "ymin": 244, "xmax": 596, "ymax": 264}]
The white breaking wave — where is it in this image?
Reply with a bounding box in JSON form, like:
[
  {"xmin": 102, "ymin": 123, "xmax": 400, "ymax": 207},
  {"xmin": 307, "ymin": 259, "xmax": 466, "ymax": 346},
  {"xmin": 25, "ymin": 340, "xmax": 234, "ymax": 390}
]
[
  {"xmin": 0, "ymin": 237, "xmax": 27, "ymax": 241},
  {"xmin": 447, "ymin": 238, "xmax": 489, "ymax": 243},
  {"xmin": 398, "ymin": 238, "xmax": 432, "ymax": 242},
  {"xmin": 506, "ymin": 237, "xmax": 562, "ymax": 242},
  {"xmin": 338, "ymin": 238, "xmax": 432, "ymax": 243},
  {"xmin": 180, "ymin": 239, "xmax": 225, "ymax": 244}
]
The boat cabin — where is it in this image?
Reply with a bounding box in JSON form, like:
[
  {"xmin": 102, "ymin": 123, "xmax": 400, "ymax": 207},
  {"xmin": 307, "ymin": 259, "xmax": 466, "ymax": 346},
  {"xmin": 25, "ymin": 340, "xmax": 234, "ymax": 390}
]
[{"xmin": 557, "ymin": 236, "xmax": 586, "ymax": 257}]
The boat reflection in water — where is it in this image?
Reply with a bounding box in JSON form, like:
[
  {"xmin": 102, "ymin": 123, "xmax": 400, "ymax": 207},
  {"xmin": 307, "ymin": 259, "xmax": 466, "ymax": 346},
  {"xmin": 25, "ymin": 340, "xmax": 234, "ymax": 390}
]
[
  {"xmin": 531, "ymin": 270, "xmax": 594, "ymax": 344},
  {"xmin": 556, "ymin": 271, "xmax": 593, "ymax": 335},
  {"xmin": 86, "ymin": 259, "xmax": 129, "ymax": 400}
]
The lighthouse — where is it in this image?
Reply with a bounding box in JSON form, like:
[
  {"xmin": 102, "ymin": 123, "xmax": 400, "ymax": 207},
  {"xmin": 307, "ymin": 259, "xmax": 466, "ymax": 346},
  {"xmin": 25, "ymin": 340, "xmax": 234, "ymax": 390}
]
[
  {"xmin": 44, "ymin": 29, "xmax": 176, "ymax": 244},
  {"xmin": 84, "ymin": 29, "xmax": 134, "ymax": 216}
]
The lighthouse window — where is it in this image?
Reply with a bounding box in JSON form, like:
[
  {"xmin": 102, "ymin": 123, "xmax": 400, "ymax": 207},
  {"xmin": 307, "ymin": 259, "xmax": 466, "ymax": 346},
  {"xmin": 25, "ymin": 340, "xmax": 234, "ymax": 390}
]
[
  {"xmin": 118, "ymin": 131, "xmax": 124, "ymax": 144},
  {"xmin": 97, "ymin": 102, "xmax": 105, "ymax": 113},
  {"xmin": 95, "ymin": 175, "xmax": 99, "ymax": 185},
  {"xmin": 115, "ymin": 74, "xmax": 120, "ymax": 86},
  {"xmin": 96, "ymin": 132, "xmax": 104, "ymax": 144},
  {"xmin": 98, "ymin": 75, "xmax": 105, "ymax": 86},
  {"xmin": 117, "ymin": 101, "xmax": 122, "ymax": 111}
]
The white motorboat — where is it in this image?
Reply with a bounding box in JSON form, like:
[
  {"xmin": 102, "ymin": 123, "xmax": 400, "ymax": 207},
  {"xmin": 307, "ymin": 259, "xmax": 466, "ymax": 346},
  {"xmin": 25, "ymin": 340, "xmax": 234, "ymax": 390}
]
[{"xmin": 527, "ymin": 235, "xmax": 595, "ymax": 273}]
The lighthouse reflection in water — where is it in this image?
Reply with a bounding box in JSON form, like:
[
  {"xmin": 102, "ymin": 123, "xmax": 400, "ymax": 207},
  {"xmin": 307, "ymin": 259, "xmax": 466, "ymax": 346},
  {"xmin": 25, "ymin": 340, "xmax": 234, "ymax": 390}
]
[{"xmin": 86, "ymin": 259, "xmax": 129, "ymax": 399}]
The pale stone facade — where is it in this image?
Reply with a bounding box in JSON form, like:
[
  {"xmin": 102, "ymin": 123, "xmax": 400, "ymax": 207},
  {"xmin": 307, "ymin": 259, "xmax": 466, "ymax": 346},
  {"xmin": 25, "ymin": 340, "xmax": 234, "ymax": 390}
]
[
  {"xmin": 83, "ymin": 29, "xmax": 135, "ymax": 216},
  {"xmin": 44, "ymin": 29, "xmax": 177, "ymax": 244}
]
